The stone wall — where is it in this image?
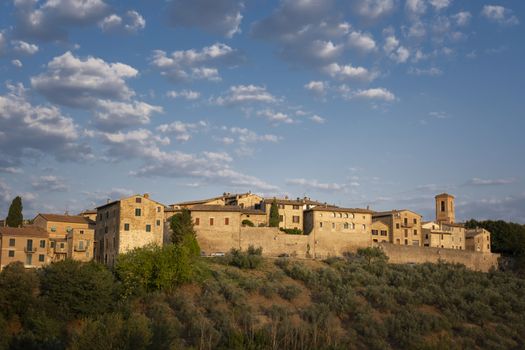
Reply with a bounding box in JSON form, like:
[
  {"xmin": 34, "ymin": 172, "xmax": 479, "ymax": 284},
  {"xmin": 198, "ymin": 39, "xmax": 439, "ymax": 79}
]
[{"xmin": 378, "ymin": 243, "xmax": 500, "ymax": 272}]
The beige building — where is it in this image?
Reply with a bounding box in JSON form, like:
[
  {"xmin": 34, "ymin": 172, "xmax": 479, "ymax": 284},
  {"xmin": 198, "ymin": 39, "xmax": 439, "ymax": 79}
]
[
  {"xmin": 372, "ymin": 210, "xmax": 423, "ymax": 246},
  {"xmin": 466, "ymin": 228, "xmax": 491, "ymax": 253},
  {"xmin": 435, "ymin": 193, "xmax": 455, "ymax": 224},
  {"xmin": 79, "ymin": 209, "xmax": 97, "ymax": 222},
  {"xmin": 224, "ymin": 192, "xmax": 264, "ymax": 209},
  {"xmin": 422, "ymin": 221, "xmax": 465, "ymax": 250},
  {"xmin": 66, "ymin": 228, "xmax": 95, "ymax": 262},
  {"xmin": 33, "ymin": 213, "xmax": 95, "ymax": 262},
  {"xmin": 263, "ymin": 197, "xmax": 326, "ymax": 231},
  {"xmin": 371, "ymin": 220, "xmax": 390, "ymax": 243},
  {"xmin": 95, "ymin": 194, "xmax": 165, "ymax": 266},
  {"xmin": 241, "ymin": 209, "xmax": 267, "ymax": 227},
  {"xmin": 171, "ymin": 196, "xmax": 225, "ymax": 209},
  {"xmin": 0, "ymin": 226, "xmax": 50, "ymax": 269},
  {"xmin": 304, "ymin": 206, "xmax": 372, "ymax": 242}
]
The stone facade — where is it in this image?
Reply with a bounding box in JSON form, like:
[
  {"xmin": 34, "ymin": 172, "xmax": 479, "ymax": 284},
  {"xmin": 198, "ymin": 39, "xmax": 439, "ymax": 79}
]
[
  {"xmin": 33, "ymin": 213, "xmax": 95, "ymax": 262},
  {"xmin": 371, "ymin": 220, "xmax": 390, "ymax": 243},
  {"xmin": 372, "ymin": 210, "xmax": 423, "ymax": 246},
  {"xmin": 0, "ymin": 226, "xmax": 50, "ymax": 269},
  {"xmin": 422, "ymin": 221, "xmax": 465, "ymax": 250},
  {"xmin": 95, "ymin": 194, "xmax": 164, "ymax": 266},
  {"xmin": 435, "ymin": 193, "xmax": 455, "ymax": 224},
  {"xmin": 67, "ymin": 228, "xmax": 95, "ymax": 262},
  {"xmin": 263, "ymin": 197, "xmax": 324, "ymax": 231},
  {"xmin": 466, "ymin": 228, "xmax": 491, "ymax": 253}
]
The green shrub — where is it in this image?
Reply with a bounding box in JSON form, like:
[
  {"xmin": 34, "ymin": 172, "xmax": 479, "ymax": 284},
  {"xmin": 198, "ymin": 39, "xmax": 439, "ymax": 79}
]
[
  {"xmin": 241, "ymin": 219, "xmax": 254, "ymax": 227},
  {"xmin": 279, "ymin": 228, "xmax": 303, "ymax": 235},
  {"xmin": 278, "ymin": 284, "xmax": 302, "ymax": 301},
  {"xmin": 225, "ymin": 246, "xmax": 263, "ymax": 269}
]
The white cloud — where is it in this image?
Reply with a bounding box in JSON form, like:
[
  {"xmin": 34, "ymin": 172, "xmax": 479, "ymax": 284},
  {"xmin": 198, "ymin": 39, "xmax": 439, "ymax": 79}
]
[
  {"xmin": 167, "ymin": 0, "xmax": 244, "ymax": 38},
  {"xmin": 257, "ymin": 109, "xmax": 294, "ymax": 124},
  {"xmin": 323, "ymin": 62, "xmax": 378, "ymax": 81},
  {"xmin": 12, "ymin": 40, "xmax": 39, "ymax": 55},
  {"xmin": 31, "ymin": 51, "xmax": 138, "ymax": 108},
  {"xmin": 156, "ymin": 121, "xmax": 207, "ymax": 142},
  {"xmin": 481, "ymin": 5, "xmax": 519, "ymax": 26},
  {"xmin": 0, "ymin": 32, "xmax": 6, "ymax": 56},
  {"xmin": 12, "ymin": 59, "xmax": 23, "ymax": 68},
  {"xmin": 354, "ymin": 88, "xmax": 396, "ymax": 101},
  {"xmin": 99, "ymin": 10, "xmax": 146, "ymax": 33},
  {"xmin": 406, "ymin": 0, "xmax": 427, "ymax": 18},
  {"xmin": 93, "ymin": 100, "xmax": 163, "ymax": 132},
  {"xmin": 286, "ymin": 178, "xmax": 347, "ymax": 192},
  {"xmin": 166, "ymin": 90, "xmax": 201, "ymax": 100},
  {"xmin": 0, "ymin": 82, "xmax": 89, "ymax": 163},
  {"xmin": 465, "ymin": 178, "xmax": 516, "ymax": 186},
  {"xmin": 347, "ymin": 31, "xmax": 376, "ymax": 53},
  {"xmin": 429, "ymin": 0, "xmax": 451, "ymax": 11},
  {"xmin": 452, "ymin": 11, "xmax": 472, "ymax": 26},
  {"xmin": 384, "ymin": 35, "xmax": 410, "ymax": 63},
  {"xmin": 13, "ymin": 0, "xmax": 110, "ymax": 41},
  {"xmin": 0, "ymin": 167, "xmax": 23, "ymax": 174},
  {"xmin": 304, "ymin": 80, "xmax": 328, "ymax": 96},
  {"xmin": 150, "ymin": 43, "xmax": 241, "ymax": 82},
  {"xmin": 229, "ymin": 127, "xmax": 281, "ymax": 144},
  {"xmin": 213, "ymin": 85, "xmax": 278, "ymax": 106},
  {"xmin": 355, "ymin": 0, "xmax": 395, "ymax": 20},
  {"xmin": 310, "ymin": 115, "xmax": 326, "ymax": 124},
  {"xmin": 32, "ymin": 175, "xmax": 69, "ymax": 192},
  {"xmin": 407, "ymin": 66, "xmax": 442, "ymax": 76}
]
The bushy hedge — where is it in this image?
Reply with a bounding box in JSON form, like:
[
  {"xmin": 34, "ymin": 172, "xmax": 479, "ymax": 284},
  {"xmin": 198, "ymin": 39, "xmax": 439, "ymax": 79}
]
[{"xmin": 224, "ymin": 246, "xmax": 263, "ymax": 269}]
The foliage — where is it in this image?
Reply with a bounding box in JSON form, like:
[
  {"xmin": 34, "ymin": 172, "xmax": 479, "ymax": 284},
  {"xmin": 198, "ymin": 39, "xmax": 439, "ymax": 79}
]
[
  {"xmin": 225, "ymin": 245, "xmax": 263, "ymax": 269},
  {"xmin": 0, "ymin": 262, "xmax": 38, "ymax": 319},
  {"xmin": 269, "ymin": 199, "xmax": 280, "ymax": 227},
  {"xmin": 39, "ymin": 259, "xmax": 116, "ymax": 318},
  {"xmin": 356, "ymin": 247, "xmax": 389, "ymax": 265},
  {"xmin": 280, "ymin": 228, "xmax": 303, "ymax": 235},
  {"xmin": 6, "ymin": 196, "xmax": 23, "ymax": 228},
  {"xmin": 115, "ymin": 244, "xmax": 200, "ymax": 296},
  {"xmin": 465, "ymin": 219, "xmax": 525, "ymax": 256},
  {"xmin": 241, "ymin": 219, "xmax": 254, "ymax": 227}
]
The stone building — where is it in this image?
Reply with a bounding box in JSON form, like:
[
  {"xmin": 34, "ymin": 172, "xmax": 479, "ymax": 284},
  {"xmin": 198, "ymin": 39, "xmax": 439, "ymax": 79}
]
[
  {"xmin": 0, "ymin": 226, "xmax": 50, "ymax": 269},
  {"xmin": 422, "ymin": 221, "xmax": 465, "ymax": 250},
  {"xmin": 241, "ymin": 208, "xmax": 267, "ymax": 227},
  {"xmin": 33, "ymin": 213, "xmax": 95, "ymax": 262},
  {"xmin": 435, "ymin": 193, "xmax": 455, "ymax": 224},
  {"xmin": 372, "ymin": 210, "xmax": 423, "ymax": 246},
  {"xmin": 95, "ymin": 194, "xmax": 165, "ymax": 266},
  {"xmin": 466, "ymin": 228, "xmax": 491, "ymax": 253},
  {"xmin": 171, "ymin": 196, "xmax": 226, "ymax": 209},
  {"xmin": 79, "ymin": 209, "xmax": 97, "ymax": 222},
  {"xmin": 371, "ymin": 220, "xmax": 390, "ymax": 243},
  {"xmin": 263, "ymin": 197, "xmax": 325, "ymax": 231}
]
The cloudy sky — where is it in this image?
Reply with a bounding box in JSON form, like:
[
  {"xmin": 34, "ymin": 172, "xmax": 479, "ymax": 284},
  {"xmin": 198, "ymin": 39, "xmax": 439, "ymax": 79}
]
[{"xmin": 0, "ymin": 0, "xmax": 524, "ymax": 223}]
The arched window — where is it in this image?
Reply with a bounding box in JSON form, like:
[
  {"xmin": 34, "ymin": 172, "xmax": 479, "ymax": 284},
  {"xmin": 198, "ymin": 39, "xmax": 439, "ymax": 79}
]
[
  {"xmin": 332, "ymin": 212, "xmax": 336, "ymax": 218},
  {"xmin": 344, "ymin": 223, "xmax": 349, "ymax": 229},
  {"xmin": 344, "ymin": 213, "xmax": 348, "ymax": 218},
  {"xmin": 338, "ymin": 213, "xmax": 342, "ymax": 218}
]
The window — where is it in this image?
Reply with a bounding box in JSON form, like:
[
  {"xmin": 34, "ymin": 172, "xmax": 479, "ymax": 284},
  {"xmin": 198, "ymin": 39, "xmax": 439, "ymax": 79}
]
[
  {"xmin": 123, "ymin": 223, "xmax": 129, "ymax": 231},
  {"xmin": 157, "ymin": 206, "xmax": 161, "ymax": 212},
  {"xmin": 105, "ymin": 226, "xmax": 108, "ymax": 233},
  {"xmin": 381, "ymin": 230, "xmax": 388, "ymax": 236},
  {"xmin": 404, "ymin": 218, "xmax": 408, "ymax": 225},
  {"xmin": 292, "ymin": 216, "xmax": 300, "ymax": 223},
  {"xmin": 50, "ymin": 241, "xmax": 55, "ymax": 248},
  {"xmin": 344, "ymin": 223, "xmax": 349, "ymax": 229},
  {"xmin": 278, "ymin": 204, "xmax": 285, "ymax": 209},
  {"xmin": 210, "ymin": 218, "xmax": 214, "ymax": 226},
  {"xmin": 414, "ymin": 229, "xmax": 418, "ymax": 235},
  {"xmin": 146, "ymin": 224, "xmax": 151, "ymax": 232},
  {"xmin": 225, "ymin": 218, "xmax": 229, "ymax": 225},
  {"xmin": 26, "ymin": 239, "xmax": 33, "ymax": 252},
  {"xmin": 39, "ymin": 254, "xmax": 45, "ymax": 262},
  {"xmin": 60, "ymin": 243, "xmax": 65, "ymax": 249},
  {"xmin": 78, "ymin": 241, "xmax": 84, "ymax": 250},
  {"xmin": 136, "ymin": 197, "xmax": 142, "ymax": 203},
  {"xmin": 106, "ymin": 212, "xmax": 109, "ymax": 219},
  {"xmin": 135, "ymin": 208, "xmax": 141, "ymax": 216},
  {"xmin": 404, "ymin": 229, "xmax": 408, "ymax": 237},
  {"xmin": 26, "ymin": 254, "xmax": 32, "ymax": 266},
  {"xmin": 279, "ymin": 215, "xmax": 283, "ymax": 222},
  {"xmin": 8, "ymin": 250, "xmax": 14, "ymax": 258},
  {"xmin": 373, "ymin": 239, "xmax": 378, "ymax": 243},
  {"xmin": 338, "ymin": 213, "xmax": 342, "ymax": 218},
  {"xmin": 195, "ymin": 218, "xmax": 200, "ymax": 226},
  {"xmin": 425, "ymin": 234, "xmax": 429, "ymax": 239},
  {"xmin": 404, "ymin": 239, "xmax": 408, "ymax": 245},
  {"xmin": 413, "ymin": 218, "xmax": 417, "ymax": 224},
  {"xmin": 9, "ymin": 238, "xmax": 15, "ymax": 247},
  {"xmin": 51, "ymin": 226, "xmax": 56, "ymax": 232},
  {"xmin": 344, "ymin": 213, "xmax": 348, "ymax": 218},
  {"xmin": 156, "ymin": 220, "xmax": 161, "ymax": 226},
  {"xmin": 320, "ymin": 222, "xmax": 323, "ymax": 228},
  {"xmin": 372, "ymin": 229, "xmax": 378, "ymax": 235},
  {"xmin": 40, "ymin": 240, "xmax": 46, "ymax": 248},
  {"xmin": 80, "ymin": 230, "xmax": 84, "ymax": 234},
  {"xmin": 331, "ymin": 212, "xmax": 336, "ymax": 218},
  {"xmin": 292, "ymin": 205, "xmax": 300, "ymax": 210},
  {"xmin": 396, "ymin": 223, "xmax": 400, "ymax": 229},
  {"xmin": 362, "ymin": 224, "xmax": 366, "ymax": 230},
  {"xmin": 441, "ymin": 201, "xmax": 445, "ymax": 212},
  {"xmin": 332, "ymin": 223, "xmax": 336, "ymax": 229}
]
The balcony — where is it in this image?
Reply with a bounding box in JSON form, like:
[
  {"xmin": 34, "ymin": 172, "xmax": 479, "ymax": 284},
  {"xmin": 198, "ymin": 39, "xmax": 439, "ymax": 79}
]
[
  {"xmin": 401, "ymin": 222, "xmax": 414, "ymax": 228},
  {"xmin": 74, "ymin": 245, "xmax": 87, "ymax": 252},
  {"xmin": 24, "ymin": 246, "xmax": 37, "ymax": 253}
]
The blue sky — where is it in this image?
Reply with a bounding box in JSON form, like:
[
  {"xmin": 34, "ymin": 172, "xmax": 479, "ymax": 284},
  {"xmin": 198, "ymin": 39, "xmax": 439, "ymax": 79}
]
[{"xmin": 0, "ymin": 0, "xmax": 524, "ymax": 223}]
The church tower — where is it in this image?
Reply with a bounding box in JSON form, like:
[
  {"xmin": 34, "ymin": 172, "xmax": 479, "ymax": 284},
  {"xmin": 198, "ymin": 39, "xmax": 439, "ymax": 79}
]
[{"xmin": 435, "ymin": 193, "xmax": 455, "ymax": 224}]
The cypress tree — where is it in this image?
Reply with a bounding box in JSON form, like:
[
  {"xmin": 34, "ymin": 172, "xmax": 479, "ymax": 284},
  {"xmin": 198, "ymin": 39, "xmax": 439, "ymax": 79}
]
[
  {"xmin": 6, "ymin": 196, "xmax": 23, "ymax": 228},
  {"xmin": 269, "ymin": 199, "xmax": 280, "ymax": 227}
]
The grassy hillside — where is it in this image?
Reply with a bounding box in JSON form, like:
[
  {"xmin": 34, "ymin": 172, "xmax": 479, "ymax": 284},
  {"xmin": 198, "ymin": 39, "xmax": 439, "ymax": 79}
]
[{"xmin": 1, "ymin": 248, "xmax": 524, "ymax": 350}]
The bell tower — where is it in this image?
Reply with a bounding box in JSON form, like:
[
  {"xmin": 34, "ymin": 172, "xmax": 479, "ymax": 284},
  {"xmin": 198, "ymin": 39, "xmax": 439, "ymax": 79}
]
[{"xmin": 435, "ymin": 193, "xmax": 455, "ymax": 224}]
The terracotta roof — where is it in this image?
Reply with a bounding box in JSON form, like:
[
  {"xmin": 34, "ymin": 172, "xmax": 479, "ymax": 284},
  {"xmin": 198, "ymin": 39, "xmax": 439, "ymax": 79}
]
[
  {"xmin": 189, "ymin": 205, "xmax": 243, "ymax": 212},
  {"xmin": 442, "ymin": 222, "xmax": 465, "ymax": 228},
  {"xmin": 171, "ymin": 196, "xmax": 224, "ymax": 207},
  {"xmin": 79, "ymin": 209, "xmax": 97, "ymax": 215},
  {"xmin": 37, "ymin": 213, "xmax": 94, "ymax": 225},
  {"xmin": 372, "ymin": 209, "xmax": 422, "ymax": 217},
  {"xmin": 96, "ymin": 194, "xmax": 166, "ymax": 209},
  {"xmin": 0, "ymin": 226, "xmax": 49, "ymax": 238},
  {"xmin": 263, "ymin": 197, "xmax": 327, "ymax": 206},
  {"xmin": 306, "ymin": 206, "xmax": 373, "ymax": 214}
]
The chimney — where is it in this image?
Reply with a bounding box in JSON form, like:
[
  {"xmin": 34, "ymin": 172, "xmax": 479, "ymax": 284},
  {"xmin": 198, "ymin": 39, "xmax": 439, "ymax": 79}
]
[
  {"xmin": 143, "ymin": 193, "xmax": 150, "ymax": 199},
  {"xmin": 106, "ymin": 198, "xmax": 110, "ymax": 204}
]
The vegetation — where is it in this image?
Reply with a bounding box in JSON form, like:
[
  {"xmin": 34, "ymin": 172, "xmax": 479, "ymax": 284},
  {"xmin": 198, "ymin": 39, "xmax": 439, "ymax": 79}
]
[
  {"xmin": 280, "ymin": 228, "xmax": 303, "ymax": 235},
  {"xmin": 1, "ymin": 248, "xmax": 525, "ymax": 349},
  {"xmin": 6, "ymin": 196, "xmax": 23, "ymax": 228},
  {"xmin": 269, "ymin": 199, "xmax": 279, "ymax": 227},
  {"xmin": 223, "ymin": 246, "xmax": 263, "ymax": 269},
  {"xmin": 241, "ymin": 219, "xmax": 254, "ymax": 227}
]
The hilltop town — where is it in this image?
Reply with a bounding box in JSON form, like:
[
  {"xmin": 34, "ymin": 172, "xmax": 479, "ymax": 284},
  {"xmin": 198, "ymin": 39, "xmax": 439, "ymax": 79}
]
[{"xmin": 0, "ymin": 191, "xmax": 499, "ymax": 272}]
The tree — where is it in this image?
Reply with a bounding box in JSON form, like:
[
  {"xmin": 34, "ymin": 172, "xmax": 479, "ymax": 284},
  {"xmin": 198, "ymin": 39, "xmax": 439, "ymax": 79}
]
[
  {"xmin": 0, "ymin": 262, "xmax": 39, "ymax": 319},
  {"xmin": 6, "ymin": 196, "xmax": 23, "ymax": 228},
  {"xmin": 269, "ymin": 199, "xmax": 279, "ymax": 227},
  {"xmin": 39, "ymin": 260, "xmax": 116, "ymax": 318},
  {"xmin": 170, "ymin": 209, "xmax": 200, "ymax": 257},
  {"xmin": 357, "ymin": 247, "xmax": 389, "ymax": 265}
]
